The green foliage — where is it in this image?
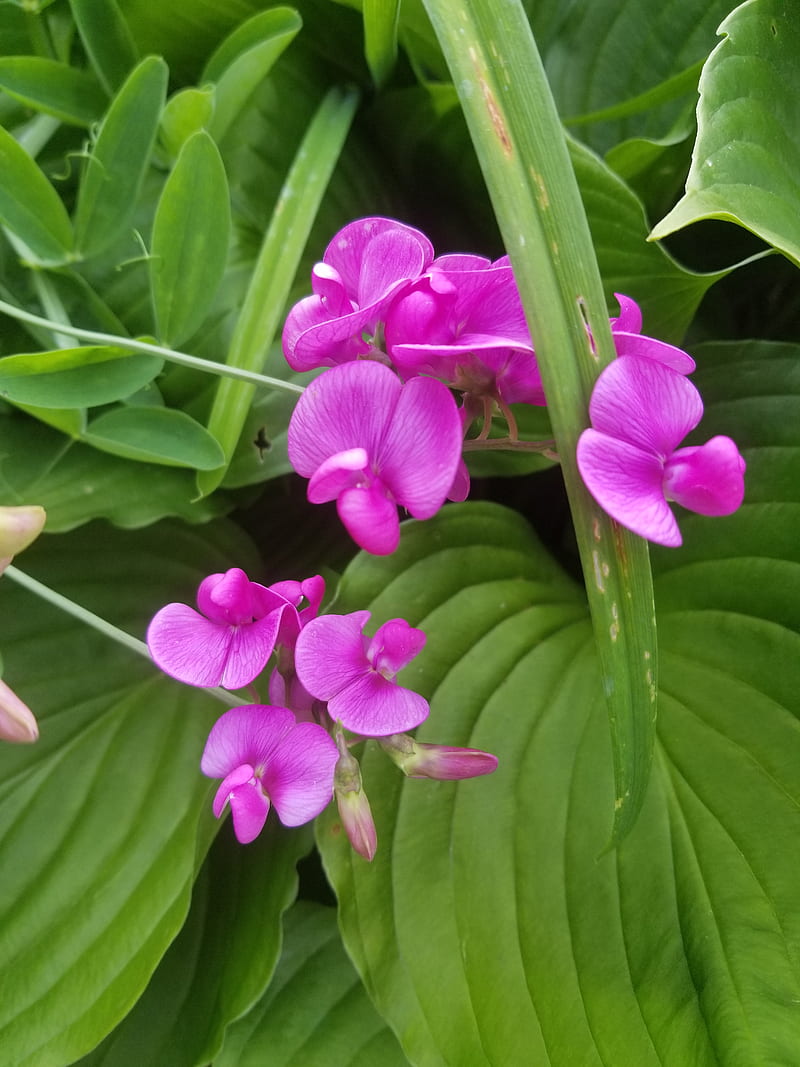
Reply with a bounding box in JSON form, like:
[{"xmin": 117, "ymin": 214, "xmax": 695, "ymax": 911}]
[{"xmin": 0, "ymin": 124, "xmax": 73, "ymax": 264}]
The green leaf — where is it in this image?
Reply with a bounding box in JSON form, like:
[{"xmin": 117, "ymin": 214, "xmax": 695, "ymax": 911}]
[
  {"xmin": 0, "ymin": 347, "xmax": 162, "ymax": 408},
  {"xmin": 650, "ymin": 0, "xmax": 800, "ymax": 266},
  {"xmin": 0, "ymin": 519, "xmax": 260, "ymax": 1066},
  {"xmin": 202, "ymin": 7, "xmax": 303, "ymax": 144},
  {"xmin": 0, "ymin": 57, "xmax": 106, "ymax": 126},
  {"xmin": 80, "ymin": 825, "xmax": 315, "ymax": 1067},
  {"xmin": 159, "ymin": 87, "xmax": 215, "ymax": 158},
  {"xmin": 364, "ymin": 0, "xmax": 400, "ymax": 88},
  {"xmin": 150, "ymin": 131, "xmax": 231, "ymax": 347},
  {"xmin": 217, "ymin": 903, "xmax": 408, "ymax": 1067},
  {"xmin": 196, "ymin": 84, "xmax": 359, "ymax": 497},
  {"xmin": 0, "ymin": 125, "xmax": 73, "ymax": 264},
  {"xmin": 421, "ymin": 0, "xmax": 656, "ymax": 841},
  {"xmin": 69, "ymin": 0, "xmax": 139, "ymax": 95},
  {"xmin": 83, "ymin": 406, "xmax": 225, "ymax": 469},
  {"xmin": 74, "ymin": 55, "xmax": 168, "ymax": 258}
]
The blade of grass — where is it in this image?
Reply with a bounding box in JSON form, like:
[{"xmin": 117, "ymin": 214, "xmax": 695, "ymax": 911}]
[
  {"xmin": 195, "ymin": 84, "xmax": 359, "ymax": 498},
  {"xmin": 422, "ymin": 0, "xmax": 658, "ymax": 843}
]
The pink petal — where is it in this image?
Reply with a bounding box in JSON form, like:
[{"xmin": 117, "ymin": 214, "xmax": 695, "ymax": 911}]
[
  {"xmin": 329, "ymin": 671, "xmax": 430, "ymax": 736},
  {"xmin": 294, "ymin": 612, "xmax": 372, "ymax": 700},
  {"xmin": 0, "ymin": 678, "xmax": 38, "ymax": 743},
  {"xmin": 577, "ymin": 429, "xmax": 682, "ymax": 547},
  {"xmin": 212, "ymin": 763, "xmax": 254, "ymax": 817},
  {"xmin": 614, "ymin": 332, "xmax": 696, "ymax": 374},
  {"xmin": 610, "ymin": 293, "xmax": 642, "ymax": 334},
  {"xmin": 356, "ymin": 227, "xmax": 433, "ymax": 307},
  {"xmin": 228, "ymin": 780, "xmax": 271, "ymax": 843},
  {"xmin": 307, "ymin": 448, "xmax": 369, "ymax": 503},
  {"xmin": 378, "ymin": 375, "xmax": 463, "ymax": 518},
  {"xmin": 367, "ymin": 618, "xmax": 426, "ymax": 676},
  {"xmin": 448, "ymin": 458, "xmax": 471, "ymax": 503},
  {"xmin": 147, "ymin": 604, "xmax": 237, "ymax": 687},
  {"xmin": 663, "ymin": 436, "xmax": 746, "ymax": 516},
  {"xmin": 337, "ymin": 483, "xmax": 400, "ymax": 555},
  {"xmin": 588, "ymin": 356, "xmax": 703, "ymax": 457},
  {"xmin": 282, "ymin": 291, "xmax": 368, "ymax": 372},
  {"xmin": 287, "ymin": 361, "xmax": 401, "ymax": 477},
  {"xmin": 197, "ymin": 568, "xmax": 255, "ymax": 624},
  {"xmin": 263, "ymin": 722, "xmax": 338, "ymax": 826},
  {"xmin": 216, "ymin": 613, "xmax": 284, "ymax": 690},
  {"xmin": 200, "ymin": 704, "xmax": 296, "ymax": 778},
  {"xmin": 325, "ymin": 217, "xmax": 433, "ymax": 298},
  {"xmin": 431, "ymin": 253, "xmax": 492, "ymax": 271}
]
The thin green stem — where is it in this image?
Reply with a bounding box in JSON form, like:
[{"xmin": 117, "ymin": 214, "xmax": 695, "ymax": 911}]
[
  {"xmin": 0, "ymin": 299, "xmax": 304, "ymax": 396},
  {"xmin": 3, "ymin": 565, "xmax": 237, "ymax": 706}
]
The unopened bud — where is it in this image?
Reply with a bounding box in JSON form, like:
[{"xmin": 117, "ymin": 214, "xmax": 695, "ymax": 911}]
[
  {"xmin": 0, "ymin": 679, "xmax": 39, "ymax": 743},
  {"xmin": 0, "ymin": 505, "xmax": 46, "ymax": 572},
  {"xmin": 380, "ymin": 733, "xmax": 498, "ymax": 780},
  {"xmin": 333, "ymin": 727, "xmax": 377, "ymax": 861}
]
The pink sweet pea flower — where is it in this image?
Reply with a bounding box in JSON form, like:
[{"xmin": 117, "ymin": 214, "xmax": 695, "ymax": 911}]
[
  {"xmin": 0, "ymin": 678, "xmax": 39, "ymax": 744},
  {"xmin": 282, "ymin": 217, "xmax": 434, "ymax": 372},
  {"xmin": 577, "ymin": 356, "xmax": 745, "ymax": 546},
  {"xmin": 385, "ymin": 254, "xmax": 545, "ymax": 406},
  {"xmin": 287, "ymin": 360, "xmax": 463, "ymax": 555},
  {"xmin": 294, "ymin": 611, "xmax": 429, "ymax": 736},
  {"xmin": 201, "ymin": 704, "xmax": 338, "ymax": 843},
  {"xmin": 147, "ymin": 568, "xmax": 323, "ymax": 690},
  {"xmin": 610, "ymin": 293, "xmax": 696, "ymax": 373},
  {"xmin": 379, "ymin": 732, "xmax": 498, "ymax": 779}
]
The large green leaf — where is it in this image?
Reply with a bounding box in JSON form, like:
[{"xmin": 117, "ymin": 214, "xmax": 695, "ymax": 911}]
[
  {"xmin": 315, "ymin": 339, "xmax": 800, "ymax": 1064},
  {"xmin": 83, "ymin": 407, "xmax": 226, "ymax": 470},
  {"xmin": 0, "ymin": 346, "xmax": 162, "ymax": 408},
  {"xmin": 651, "ymin": 0, "xmax": 800, "ymax": 266},
  {"xmin": 0, "ymin": 124, "xmax": 73, "ymax": 264},
  {"xmin": 150, "ymin": 131, "xmax": 231, "ymax": 347},
  {"xmin": 0, "ymin": 57, "xmax": 106, "ymax": 126},
  {"xmin": 0, "ymin": 519, "xmax": 262, "ymax": 1067},
  {"xmin": 217, "ymin": 902, "xmax": 408, "ymax": 1067},
  {"xmin": 80, "ymin": 824, "xmax": 315, "ymax": 1067}
]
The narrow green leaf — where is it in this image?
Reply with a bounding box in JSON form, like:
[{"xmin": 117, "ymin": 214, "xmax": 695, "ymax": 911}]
[
  {"xmin": 74, "ymin": 56, "xmax": 168, "ymax": 258},
  {"xmin": 364, "ymin": 0, "xmax": 400, "ymax": 88},
  {"xmin": 0, "ymin": 347, "xmax": 162, "ymax": 408},
  {"xmin": 0, "ymin": 57, "xmax": 106, "ymax": 126},
  {"xmin": 150, "ymin": 131, "xmax": 231, "ymax": 347},
  {"xmin": 650, "ymin": 0, "xmax": 800, "ymax": 265},
  {"xmin": 196, "ymin": 84, "xmax": 359, "ymax": 498},
  {"xmin": 69, "ymin": 0, "xmax": 139, "ymax": 95},
  {"xmin": 83, "ymin": 406, "xmax": 225, "ymax": 469},
  {"xmin": 421, "ymin": 0, "xmax": 657, "ymax": 841},
  {"xmin": 159, "ymin": 87, "xmax": 215, "ymax": 158},
  {"xmin": 202, "ymin": 7, "xmax": 303, "ymax": 143},
  {"xmin": 0, "ymin": 125, "xmax": 73, "ymax": 264},
  {"xmin": 217, "ymin": 903, "xmax": 408, "ymax": 1067}
]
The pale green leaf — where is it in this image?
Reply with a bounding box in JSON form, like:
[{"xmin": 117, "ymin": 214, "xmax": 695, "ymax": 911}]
[
  {"xmin": 83, "ymin": 406, "xmax": 225, "ymax": 469},
  {"xmin": 0, "ymin": 57, "xmax": 106, "ymax": 126},
  {"xmin": 69, "ymin": 0, "xmax": 139, "ymax": 95},
  {"xmin": 364, "ymin": 0, "xmax": 400, "ymax": 88},
  {"xmin": 159, "ymin": 87, "xmax": 215, "ymax": 158},
  {"xmin": 0, "ymin": 125, "xmax": 73, "ymax": 264},
  {"xmin": 0, "ymin": 347, "xmax": 162, "ymax": 408}
]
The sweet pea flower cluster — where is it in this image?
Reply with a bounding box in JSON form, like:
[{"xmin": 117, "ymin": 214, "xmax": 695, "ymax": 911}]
[{"xmin": 147, "ymin": 568, "xmax": 497, "ymax": 858}]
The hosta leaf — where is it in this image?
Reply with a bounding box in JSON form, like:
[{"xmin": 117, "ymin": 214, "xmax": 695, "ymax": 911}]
[
  {"xmin": 0, "ymin": 124, "xmax": 73, "ymax": 264},
  {"xmin": 83, "ymin": 407, "xmax": 225, "ymax": 470},
  {"xmin": 150, "ymin": 131, "xmax": 231, "ymax": 347},
  {"xmin": 216, "ymin": 902, "xmax": 408, "ymax": 1067},
  {"xmin": 74, "ymin": 55, "xmax": 168, "ymax": 258},
  {"xmin": 80, "ymin": 824, "xmax": 315, "ymax": 1067},
  {"xmin": 0, "ymin": 519, "xmax": 261, "ymax": 1067},
  {"xmin": 0, "ymin": 57, "xmax": 106, "ymax": 126},
  {"xmin": 0, "ymin": 347, "xmax": 162, "ymax": 408},
  {"xmin": 651, "ymin": 0, "xmax": 800, "ymax": 266}
]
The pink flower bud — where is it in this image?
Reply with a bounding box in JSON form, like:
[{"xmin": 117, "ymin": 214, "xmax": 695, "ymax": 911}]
[
  {"xmin": 0, "ymin": 505, "xmax": 46, "ymax": 573},
  {"xmin": 0, "ymin": 679, "xmax": 39, "ymax": 744},
  {"xmin": 379, "ymin": 733, "xmax": 498, "ymax": 780},
  {"xmin": 334, "ymin": 733, "xmax": 377, "ymax": 861}
]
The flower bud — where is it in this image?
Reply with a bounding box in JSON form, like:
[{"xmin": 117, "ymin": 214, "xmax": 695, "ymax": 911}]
[
  {"xmin": 380, "ymin": 733, "xmax": 498, "ymax": 780},
  {"xmin": 0, "ymin": 505, "xmax": 46, "ymax": 573},
  {"xmin": 0, "ymin": 679, "xmax": 39, "ymax": 744},
  {"xmin": 333, "ymin": 730, "xmax": 377, "ymax": 861}
]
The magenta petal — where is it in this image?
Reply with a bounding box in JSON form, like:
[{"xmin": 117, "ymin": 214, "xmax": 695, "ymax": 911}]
[
  {"xmin": 263, "ymin": 722, "xmax": 338, "ymax": 826},
  {"xmin": 307, "ymin": 448, "xmax": 369, "ymax": 503},
  {"xmin": 589, "ymin": 356, "xmax": 703, "ymax": 457},
  {"xmin": 326, "ymin": 217, "xmax": 433, "ymax": 297},
  {"xmin": 288, "ymin": 361, "xmax": 401, "ymax": 477},
  {"xmin": 431, "ymin": 253, "xmax": 492, "ymax": 271},
  {"xmin": 367, "ymin": 618, "xmax": 426, "ymax": 675},
  {"xmin": 610, "ymin": 293, "xmax": 642, "ymax": 334},
  {"xmin": 614, "ymin": 332, "xmax": 696, "ymax": 374},
  {"xmin": 357, "ymin": 227, "xmax": 433, "ymax": 306},
  {"xmin": 379, "ymin": 376, "xmax": 462, "ymax": 518},
  {"xmin": 212, "ymin": 764, "xmax": 254, "ymax": 817},
  {"xmin": 217, "ymin": 612, "xmax": 283, "ymax": 690},
  {"xmin": 200, "ymin": 704, "xmax": 296, "ymax": 778},
  {"xmin": 294, "ymin": 612, "xmax": 372, "ymax": 700},
  {"xmin": 330, "ymin": 672, "xmax": 429, "ymax": 736},
  {"xmin": 147, "ymin": 604, "xmax": 236, "ymax": 687},
  {"xmin": 337, "ymin": 484, "xmax": 400, "ymax": 555},
  {"xmin": 577, "ymin": 429, "xmax": 682, "ymax": 546},
  {"xmin": 228, "ymin": 780, "xmax": 271, "ymax": 843},
  {"xmin": 663, "ymin": 435, "xmax": 746, "ymax": 516},
  {"xmin": 448, "ymin": 458, "xmax": 471, "ymax": 502}
]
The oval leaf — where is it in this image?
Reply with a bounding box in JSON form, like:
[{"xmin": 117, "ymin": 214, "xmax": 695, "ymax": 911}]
[
  {"xmin": 69, "ymin": 0, "xmax": 139, "ymax": 95},
  {"xmin": 0, "ymin": 57, "xmax": 106, "ymax": 126},
  {"xmin": 83, "ymin": 406, "xmax": 225, "ymax": 469},
  {"xmin": 159, "ymin": 86, "xmax": 215, "ymax": 158},
  {"xmin": 74, "ymin": 55, "xmax": 168, "ymax": 258},
  {"xmin": 150, "ymin": 131, "xmax": 231, "ymax": 347},
  {"xmin": 0, "ymin": 125, "xmax": 73, "ymax": 264},
  {"xmin": 0, "ymin": 347, "xmax": 162, "ymax": 408}
]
